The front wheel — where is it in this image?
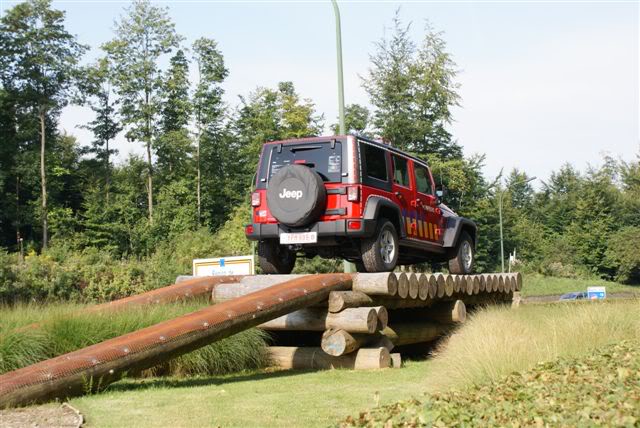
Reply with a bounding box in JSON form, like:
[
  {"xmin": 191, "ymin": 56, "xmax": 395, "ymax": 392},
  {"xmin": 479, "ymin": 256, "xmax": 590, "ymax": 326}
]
[
  {"xmin": 448, "ymin": 231, "xmax": 475, "ymax": 274},
  {"xmin": 360, "ymin": 219, "xmax": 399, "ymax": 272},
  {"xmin": 258, "ymin": 240, "xmax": 296, "ymax": 274}
]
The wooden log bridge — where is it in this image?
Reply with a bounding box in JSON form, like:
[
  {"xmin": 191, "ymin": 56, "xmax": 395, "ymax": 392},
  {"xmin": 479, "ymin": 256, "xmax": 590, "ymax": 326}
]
[{"xmin": 0, "ymin": 271, "xmax": 521, "ymax": 407}]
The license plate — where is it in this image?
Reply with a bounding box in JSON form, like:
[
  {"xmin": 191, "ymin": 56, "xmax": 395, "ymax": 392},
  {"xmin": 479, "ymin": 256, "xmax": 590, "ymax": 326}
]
[{"xmin": 280, "ymin": 232, "xmax": 317, "ymax": 244}]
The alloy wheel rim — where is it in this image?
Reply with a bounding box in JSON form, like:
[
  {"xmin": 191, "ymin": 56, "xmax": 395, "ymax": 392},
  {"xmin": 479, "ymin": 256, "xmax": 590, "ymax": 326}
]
[
  {"xmin": 461, "ymin": 241, "xmax": 473, "ymax": 271},
  {"xmin": 380, "ymin": 230, "xmax": 396, "ymax": 264}
]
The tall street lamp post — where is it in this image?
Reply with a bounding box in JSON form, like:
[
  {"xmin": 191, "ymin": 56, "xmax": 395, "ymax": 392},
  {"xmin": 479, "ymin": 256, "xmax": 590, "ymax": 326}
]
[
  {"xmin": 498, "ymin": 176, "xmax": 536, "ymax": 272},
  {"xmin": 331, "ymin": 0, "xmax": 354, "ymax": 273}
]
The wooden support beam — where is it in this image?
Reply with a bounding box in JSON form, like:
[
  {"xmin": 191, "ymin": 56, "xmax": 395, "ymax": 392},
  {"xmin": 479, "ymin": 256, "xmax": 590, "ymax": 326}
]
[
  {"xmin": 408, "ymin": 273, "xmax": 419, "ymax": 299},
  {"xmin": 390, "ymin": 353, "xmax": 402, "ymax": 368},
  {"xmin": 381, "ymin": 321, "xmax": 450, "ymax": 346},
  {"xmin": 328, "ymin": 291, "xmax": 374, "ymax": 313},
  {"xmin": 434, "ymin": 273, "xmax": 446, "ymax": 298},
  {"xmin": 260, "ymin": 307, "xmax": 378, "ymax": 333},
  {"xmin": 321, "ymin": 329, "xmax": 394, "ymax": 356},
  {"xmin": 268, "ymin": 347, "xmax": 391, "ymax": 370},
  {"xmin": 424, "ymin": 300, "xmax": 466, "ymax": 324},
  {"xmin": 353, "ymin": 273, "xmax": 397, "ymax": 296},
  {"xmin": 418, "ymin": 274, "xmax": 429, "ymax": 301},
  {"xmin": 397, "ymin": 273, "xmax": 409, "ymax": 298}
]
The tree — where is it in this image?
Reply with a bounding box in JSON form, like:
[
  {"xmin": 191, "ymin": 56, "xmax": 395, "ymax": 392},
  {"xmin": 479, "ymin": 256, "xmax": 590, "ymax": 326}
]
[
  {"xmin": 0, "ymin": 0, "xmax": 87, "ymax": 249},
  {"xmin": 103, "ymin": 0, "xmax": 183, "ymax": 223},
  {"xmin": 362, "ymin": 10, "xmax": 461, "ymax": 159},
  {"xmin": 78, "ymin": 57, "xmax": 122, "ymax": 202},
  {"xmin": 330, "ymin": 104, "xmax": 371, "ymax": 136},
  {"xmin": 156, "ymin": 49, "xmax": 192, "ymax": 181},
  {"xmin": 193, "ymin": 38, "xmax": 228, "ymax": 225},
  {"xmin": 235, "ymin": 82, "xmax": 323, "ymax": 187}
]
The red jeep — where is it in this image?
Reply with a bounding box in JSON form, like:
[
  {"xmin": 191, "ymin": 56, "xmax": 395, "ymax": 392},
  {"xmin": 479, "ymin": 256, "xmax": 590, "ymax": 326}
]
[{"xmin": 245, "ymin": 135, "xmax": 477, "ymax": 274}]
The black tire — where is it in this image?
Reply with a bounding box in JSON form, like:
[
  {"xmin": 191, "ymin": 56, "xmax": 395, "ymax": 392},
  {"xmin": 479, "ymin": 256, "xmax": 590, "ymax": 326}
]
[
  {"xmin": 354, "ymin": 261, "xmax": 368, "ymax": 273},
  {"xmin": 266, "ymin": 164, "xmax": 327, "ymax": 227},
  {"xmin": 258, "ymin": 240, "xmax": 296, "ymax": 274},
  {"xmin": 360, "ymin": 219, "xmax": 399, "ymax": 272},
  {"xmin": 448, "ymin": 231, "xmax": 475, "ymax": 274}
]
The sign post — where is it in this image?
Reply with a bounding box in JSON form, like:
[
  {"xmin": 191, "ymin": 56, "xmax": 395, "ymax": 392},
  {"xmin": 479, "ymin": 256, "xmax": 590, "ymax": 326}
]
[{"xmin": 193, "ymin": 255, "xmax": 255, "ymax": 277}]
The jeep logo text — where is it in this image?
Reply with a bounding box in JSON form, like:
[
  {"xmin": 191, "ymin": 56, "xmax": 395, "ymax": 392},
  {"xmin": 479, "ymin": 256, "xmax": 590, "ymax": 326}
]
[{"xmin": 279, "ymin": 188, "xmax": 303, "ymax": 200}]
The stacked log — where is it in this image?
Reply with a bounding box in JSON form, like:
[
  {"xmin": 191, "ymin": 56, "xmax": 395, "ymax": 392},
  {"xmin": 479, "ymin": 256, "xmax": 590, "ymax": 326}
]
[{"xmin": 209, "ymin": 271, "xmax": 521, "ymax": 371}]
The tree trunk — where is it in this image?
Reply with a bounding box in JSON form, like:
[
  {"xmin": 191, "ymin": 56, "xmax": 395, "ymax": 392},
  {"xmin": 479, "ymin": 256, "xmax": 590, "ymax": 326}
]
[
  {"xmin": 145, "ymin": 89, "xmax": 153, "ymax": 223},
  {"xmin": 39, "ymin": 108, "xmax": 48, "ymax": 250},
  {"xmin": 105, "ymin": 138, "xmax": 110, "ymax": 206},
  {"xmin": 196, "ymin": 130, "xmax": 201, "ymax": 225}
]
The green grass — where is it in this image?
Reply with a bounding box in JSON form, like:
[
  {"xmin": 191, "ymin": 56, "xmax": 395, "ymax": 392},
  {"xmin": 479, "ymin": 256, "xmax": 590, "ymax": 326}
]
[
  {"xmin": 342, "ymin": 340, "xmax": 640, "ymax": 427},
  {"xmin": 68, "ymin": 299, "xmax": 640, "ymax": 427},
  {"xmin": 521, "ymin": 274, "xmax": 639, "ymax": 297},
  {"xmin": 0, "ymin": 302, "xmax": 270, "ymax": 376}
]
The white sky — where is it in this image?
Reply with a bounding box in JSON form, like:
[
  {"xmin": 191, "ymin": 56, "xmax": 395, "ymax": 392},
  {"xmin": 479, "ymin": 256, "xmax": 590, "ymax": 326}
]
[{"xmin": 2, "ymin": 0, "xmax": 638, "ymax": 182}]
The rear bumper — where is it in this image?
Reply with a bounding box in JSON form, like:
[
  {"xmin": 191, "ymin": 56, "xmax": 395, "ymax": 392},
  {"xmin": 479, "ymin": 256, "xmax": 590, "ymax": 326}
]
[{"xmin": 245, "ymin": 219, "xmax": 377, "ymax": 241}]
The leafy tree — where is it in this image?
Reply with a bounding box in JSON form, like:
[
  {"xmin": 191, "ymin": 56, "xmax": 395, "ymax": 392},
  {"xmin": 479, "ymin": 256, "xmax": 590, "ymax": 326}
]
[
  {"xmin": 234, "ymin": 81, "xmax": 324, "ymax": 191},
  {"xmin": 0, "ymin": 0, "xmax": 87, "ymax": 249},
  {"xmin": 362, "ymin": 10, "xmax": 461, "ymax": 159},
  {"xmin": 193, "ymin": 37, "xmax": 228, "ymax": 226},
  {"xmin": 606, "ymin": 227, "xmax": 640, "ymax": 284},
  {"xmin": 77, "ymin": 57, "xmax": 122, "ymax": 201},
  {"xmin": 103, "ymin": 0, "xmax": 183, "ymax": 223},
  {"xmin": 330, "ymin": 103, "xmax": 371, "ymax": 136}
]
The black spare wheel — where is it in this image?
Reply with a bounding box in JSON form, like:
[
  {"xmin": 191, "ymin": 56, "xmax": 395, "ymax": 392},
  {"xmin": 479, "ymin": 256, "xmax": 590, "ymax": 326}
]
[{"xmin": 266, "ymin": 164, "xmax": 327, "ymax": 227}]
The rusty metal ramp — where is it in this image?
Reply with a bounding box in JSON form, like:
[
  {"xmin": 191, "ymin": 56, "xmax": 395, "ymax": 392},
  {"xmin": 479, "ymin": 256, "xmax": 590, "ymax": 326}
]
[{"xmin": 0, "ymin": 273, "xmax": 352, "ymax": 408}]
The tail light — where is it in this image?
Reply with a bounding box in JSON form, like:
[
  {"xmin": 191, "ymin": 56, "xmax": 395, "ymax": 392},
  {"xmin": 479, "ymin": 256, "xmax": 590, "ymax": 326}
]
[
  {"xmin": 251, "ymin": 192, "xmax": 261, "ymax": 207},
  {"xmin": 245, "ymin": 224, "xmax": 254, "ymax": 234},
  {"xmin": 347, "ymin": 186, "xmax": 359, "ymax": 202}
]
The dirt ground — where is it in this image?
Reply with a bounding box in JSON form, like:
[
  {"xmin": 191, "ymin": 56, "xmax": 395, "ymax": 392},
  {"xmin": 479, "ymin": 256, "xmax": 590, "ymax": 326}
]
[{"xmin": 0, "ymin": 403, "xmax": 82, "ymax": 428}]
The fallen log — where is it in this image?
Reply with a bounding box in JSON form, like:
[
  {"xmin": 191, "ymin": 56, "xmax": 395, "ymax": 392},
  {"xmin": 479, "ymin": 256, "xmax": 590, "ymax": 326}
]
[
  {"xmin": 268, "ymin": 346, "xmax": 391, "ymax": 370},
  {"xmin": 260, "ymin": 307, "xmax": 378, "ymax": 333},
  {"xmin": 353, "ymin": 273, "xmax": 398, "ymax": 296}
]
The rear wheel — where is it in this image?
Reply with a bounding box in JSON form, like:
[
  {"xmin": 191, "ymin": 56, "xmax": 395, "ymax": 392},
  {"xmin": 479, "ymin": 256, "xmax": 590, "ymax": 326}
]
[
  {"xmin": 258, "ymin": 240, "xmax": 296, "ymax": 274},
  {"xmin": 448, "ymin": 231, "xmax": 474, "ymax": 274},
  {"xmin": 360, "ymin": 219, "xmax": 399, "ymax": 272}
]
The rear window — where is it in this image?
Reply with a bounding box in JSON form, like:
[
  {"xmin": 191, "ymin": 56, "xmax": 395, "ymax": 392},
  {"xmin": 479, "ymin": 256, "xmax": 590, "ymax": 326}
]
[
  {"xmin": 362, "ymin": 144, "xmax": 388, "ymax": 181},
  {"xmin": 266, "ymin": 141, "xmax": 343, "ymax": 184}
]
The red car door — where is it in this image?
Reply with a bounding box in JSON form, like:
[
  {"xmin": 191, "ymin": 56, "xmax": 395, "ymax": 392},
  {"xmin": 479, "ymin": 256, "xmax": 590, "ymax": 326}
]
[
  {"xmin": 412, "ymin": 162, "xmax": 444, "ymax": 243},
  {"xmin": 391, "ymin": 154, "xmax": 416, "ymax": 238}
]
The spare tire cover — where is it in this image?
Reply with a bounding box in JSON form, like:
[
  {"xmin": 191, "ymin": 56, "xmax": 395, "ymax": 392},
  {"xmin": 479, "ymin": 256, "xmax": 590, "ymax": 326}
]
[{"xmin": 266, "ymin": 164, "xmax": 327, "ymax": 227}]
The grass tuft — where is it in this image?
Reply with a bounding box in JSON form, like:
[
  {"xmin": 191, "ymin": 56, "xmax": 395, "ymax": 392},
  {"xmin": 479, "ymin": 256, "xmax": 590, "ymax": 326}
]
[
  {"xmin": 0, "ymin": 301, "xmax": 270, "ymax": 377},
  {"xmin": 425, "ymin": 299, "xmax": 640, "ymax": 390}
]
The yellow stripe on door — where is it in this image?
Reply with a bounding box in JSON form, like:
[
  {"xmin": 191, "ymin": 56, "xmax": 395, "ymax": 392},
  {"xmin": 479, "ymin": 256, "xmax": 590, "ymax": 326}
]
[{"xmin": 417, "ymin": 219, "xmax": 423, "ymax": 238}]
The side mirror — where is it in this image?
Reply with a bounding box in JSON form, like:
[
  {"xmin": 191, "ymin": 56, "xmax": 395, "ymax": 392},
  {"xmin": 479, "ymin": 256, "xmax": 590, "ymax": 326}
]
[{"xmin": 435, "ymin": 185, "xmax": 447, "ymax": 203}]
